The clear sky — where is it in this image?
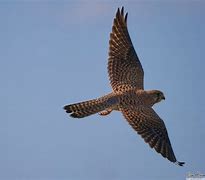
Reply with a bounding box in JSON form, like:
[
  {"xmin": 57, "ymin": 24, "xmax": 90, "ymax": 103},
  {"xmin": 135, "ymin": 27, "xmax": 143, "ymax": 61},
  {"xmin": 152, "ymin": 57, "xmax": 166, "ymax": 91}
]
[{"xmin": 1, "ymin": 1, "xmax": 205, "ymax": 180}]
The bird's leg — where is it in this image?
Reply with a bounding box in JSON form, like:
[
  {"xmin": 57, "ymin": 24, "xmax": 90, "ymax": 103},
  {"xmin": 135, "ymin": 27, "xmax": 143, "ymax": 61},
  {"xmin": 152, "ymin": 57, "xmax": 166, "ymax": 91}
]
[{"xmin": 99, "ymin": 108, "xmax": 113, "ymax": 116}]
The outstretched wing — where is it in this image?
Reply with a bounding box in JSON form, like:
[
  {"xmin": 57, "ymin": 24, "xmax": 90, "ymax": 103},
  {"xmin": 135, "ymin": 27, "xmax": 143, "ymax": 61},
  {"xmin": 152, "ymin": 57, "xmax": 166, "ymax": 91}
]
[
  {"xmin": 108, "ymin": 7, "xmax": 144, "ymax": 93},
  {"xmin": 121, "ymin": 106, "xmax": 184, "ymax": 166}
]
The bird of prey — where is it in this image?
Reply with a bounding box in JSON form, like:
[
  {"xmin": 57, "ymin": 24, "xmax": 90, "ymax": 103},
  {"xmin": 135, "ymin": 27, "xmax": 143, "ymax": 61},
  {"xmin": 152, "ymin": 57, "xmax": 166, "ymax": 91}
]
[{"xmin": 64, "ymin": 7, "xmax": 184, "ymax": 166}]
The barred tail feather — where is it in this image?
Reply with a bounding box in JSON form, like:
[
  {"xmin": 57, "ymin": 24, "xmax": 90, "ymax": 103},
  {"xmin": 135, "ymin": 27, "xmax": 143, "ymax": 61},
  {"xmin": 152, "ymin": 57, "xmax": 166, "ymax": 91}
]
[{"xmin": 64, "ymin": 98, "xmax": 109, "ymax": 118}]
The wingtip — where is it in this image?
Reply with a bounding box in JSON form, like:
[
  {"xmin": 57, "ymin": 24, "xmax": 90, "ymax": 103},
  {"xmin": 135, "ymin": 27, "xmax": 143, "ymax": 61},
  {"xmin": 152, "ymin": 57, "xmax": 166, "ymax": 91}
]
[
  {"xmin": 121, "ymin": 6, "xmax": 124, "ymax": 16},
  {"xmin": 175, "ymin": 161, "xmax": 185, "ymax": 167},
  {"xmin": 125, "ymin": 12, "xmax": 128, "ymax": 23},
  {"xmin": 117, "ymin": 7, "xmax": 120, "ymax": 15},
  {"xmin": 117, "ymin": 7, "xmax": 126, "ymax": 15},
  {"xmin": 116, "ymin": 7, "xmax": 128, "ymax": 24}
]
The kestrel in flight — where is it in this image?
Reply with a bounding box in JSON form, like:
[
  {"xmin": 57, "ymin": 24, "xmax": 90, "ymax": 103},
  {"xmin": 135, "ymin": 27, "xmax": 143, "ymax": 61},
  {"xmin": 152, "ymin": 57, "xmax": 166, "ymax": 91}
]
[{"xmin": 64, "ymin": 7, "xmax": 184, "ymax": 166}]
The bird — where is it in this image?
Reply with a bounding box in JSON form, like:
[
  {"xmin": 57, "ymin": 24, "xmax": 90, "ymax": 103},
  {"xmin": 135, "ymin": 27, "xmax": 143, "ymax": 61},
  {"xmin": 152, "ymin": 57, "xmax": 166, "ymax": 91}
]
[{"xmin": 64, "ymin": 7, "xmax": 185, "ymax": 166}]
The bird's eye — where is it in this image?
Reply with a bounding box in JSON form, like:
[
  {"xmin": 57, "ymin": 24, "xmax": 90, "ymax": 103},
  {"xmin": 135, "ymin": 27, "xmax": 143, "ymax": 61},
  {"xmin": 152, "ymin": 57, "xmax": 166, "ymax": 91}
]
[{"xmin": 155, "ymin": 93, "xmax": 162, "ymax": 102}]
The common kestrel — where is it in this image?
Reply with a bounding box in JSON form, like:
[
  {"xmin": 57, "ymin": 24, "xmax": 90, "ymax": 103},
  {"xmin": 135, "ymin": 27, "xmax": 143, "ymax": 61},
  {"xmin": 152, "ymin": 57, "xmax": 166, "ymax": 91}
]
[{"xmin": 64, "ymin": 7, "xmax": 184, "ymax": 166}]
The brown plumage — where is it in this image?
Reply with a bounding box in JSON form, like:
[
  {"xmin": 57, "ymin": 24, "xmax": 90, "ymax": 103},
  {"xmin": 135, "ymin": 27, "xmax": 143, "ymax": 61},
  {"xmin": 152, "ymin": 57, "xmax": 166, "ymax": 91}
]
[
  {"xmin": 64, "ymin": 93, "xmax": 118, "ymax": 118},
  {"xmin": 64, "ymin": 7, "xmax": 184, "ymax": 166},
  {"xmin": 108, "ymin": 7, "xmax": 144, "ymax": 92}
]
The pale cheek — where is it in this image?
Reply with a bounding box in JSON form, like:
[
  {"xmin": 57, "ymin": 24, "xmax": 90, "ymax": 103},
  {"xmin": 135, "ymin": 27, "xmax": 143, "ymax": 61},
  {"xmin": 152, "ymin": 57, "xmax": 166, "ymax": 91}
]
[
  {"xmin": 154, "ymin": 98, "xmax": 159, "ymax": 103},
  {"xmin": 155, "ymin": 97, "xmax": 161, "ymax": 103}
]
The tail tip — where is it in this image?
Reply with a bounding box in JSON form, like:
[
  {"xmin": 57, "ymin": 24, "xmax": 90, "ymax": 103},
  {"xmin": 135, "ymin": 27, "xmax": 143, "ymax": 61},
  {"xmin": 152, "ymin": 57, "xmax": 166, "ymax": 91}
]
[
  {"xmin": 70, "ymin": 113, "xmax": 79, "ymax": 118},
  {"xmin": 63, "ymin": 104, "xmax": 83, "ymax": 118},
  {"xmin": 63, "ymin": 105, "xmax": 72, "ymax": 113}
]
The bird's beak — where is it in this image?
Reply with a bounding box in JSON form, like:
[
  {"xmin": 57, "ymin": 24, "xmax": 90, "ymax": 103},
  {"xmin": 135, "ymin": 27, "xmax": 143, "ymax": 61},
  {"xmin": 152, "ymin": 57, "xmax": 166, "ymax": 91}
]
[{"xmin": 162, "ymin": 96, "xmax": 165, "ymax": 100}]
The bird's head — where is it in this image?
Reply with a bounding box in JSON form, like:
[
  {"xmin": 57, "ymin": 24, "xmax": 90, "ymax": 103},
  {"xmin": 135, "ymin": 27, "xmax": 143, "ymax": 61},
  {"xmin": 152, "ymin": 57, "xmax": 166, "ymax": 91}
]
[{"xmin": 148, "ymin": 90, "xmax": 165, "ymax": 104}]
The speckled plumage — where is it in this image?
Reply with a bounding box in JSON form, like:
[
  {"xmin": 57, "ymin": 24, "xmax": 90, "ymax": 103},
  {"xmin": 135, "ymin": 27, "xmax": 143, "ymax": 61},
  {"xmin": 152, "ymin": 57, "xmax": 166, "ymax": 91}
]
[{"xmin": 64, "ymin": 7, "xmax": 184, "ymax": 166}]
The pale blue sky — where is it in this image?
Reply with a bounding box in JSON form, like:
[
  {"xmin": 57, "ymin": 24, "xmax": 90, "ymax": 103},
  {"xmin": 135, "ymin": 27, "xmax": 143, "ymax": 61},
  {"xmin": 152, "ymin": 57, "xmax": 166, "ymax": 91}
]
[{"xmin": 1, "ymin": 1, "xmax": 205, "ymax": 180}]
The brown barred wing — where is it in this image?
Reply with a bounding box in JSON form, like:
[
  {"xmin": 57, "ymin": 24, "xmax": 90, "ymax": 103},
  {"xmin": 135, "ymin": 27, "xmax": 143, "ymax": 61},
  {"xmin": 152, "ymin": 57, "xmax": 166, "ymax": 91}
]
[
  {"xmin": 108, "ymin": 7, "xmax": 144, "ymax": 92},
  {"xmin": 121, "ymin": 106, "xmax": 184, "ymax": 166}
]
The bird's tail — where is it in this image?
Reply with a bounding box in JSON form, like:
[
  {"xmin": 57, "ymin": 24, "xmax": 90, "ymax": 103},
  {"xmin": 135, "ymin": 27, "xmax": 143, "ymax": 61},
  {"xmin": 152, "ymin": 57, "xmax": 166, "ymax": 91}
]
[{"xmin": 64, "ymin": 94, "xmax": 118, "ymax": 118}]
